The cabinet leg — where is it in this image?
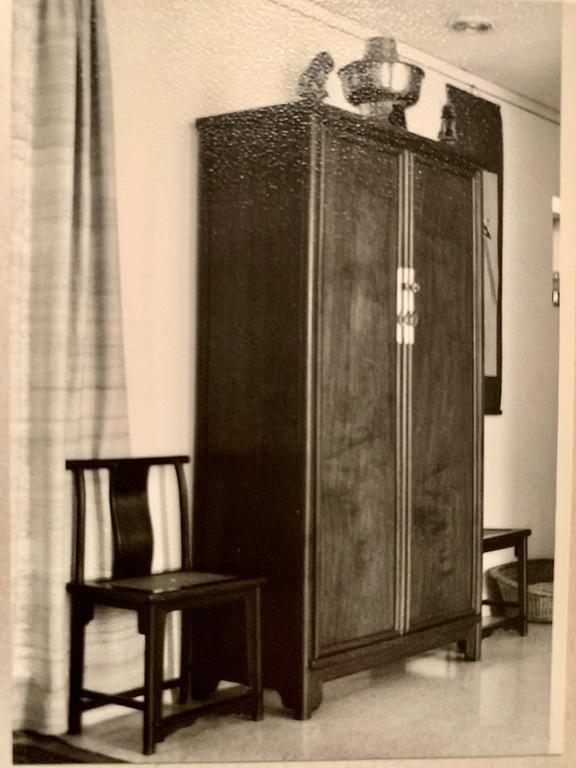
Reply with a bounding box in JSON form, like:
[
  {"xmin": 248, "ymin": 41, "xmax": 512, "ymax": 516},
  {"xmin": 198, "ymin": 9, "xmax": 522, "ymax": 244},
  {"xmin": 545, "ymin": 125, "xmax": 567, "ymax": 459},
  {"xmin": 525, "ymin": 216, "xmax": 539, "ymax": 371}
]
[
  {"xmin": 279, "ymin": 672, "xmax": 323, "ymax": 720},
  {"xmin": 459, "ymin": 622, "xmax": 482, "ymax": 661},
  {"xmin": 190, "ymin": 674, "xmax": 221, "ymax": 700}
]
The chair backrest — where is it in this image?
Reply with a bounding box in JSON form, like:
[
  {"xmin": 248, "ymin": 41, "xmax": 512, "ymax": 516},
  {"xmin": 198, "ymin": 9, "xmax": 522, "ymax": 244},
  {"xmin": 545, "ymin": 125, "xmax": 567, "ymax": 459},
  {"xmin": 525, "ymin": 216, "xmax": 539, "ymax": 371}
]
[{"xmin": 66, "ymin": 456, "xmax": 191, "ymax": 583}]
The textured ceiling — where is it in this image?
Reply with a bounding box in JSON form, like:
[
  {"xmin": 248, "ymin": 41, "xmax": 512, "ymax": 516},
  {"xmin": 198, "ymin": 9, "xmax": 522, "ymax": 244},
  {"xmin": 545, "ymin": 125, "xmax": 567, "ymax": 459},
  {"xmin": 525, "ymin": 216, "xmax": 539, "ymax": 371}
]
[{"xmin": 308, "ymin": 0, "xmax": 562, "ymax": 110}]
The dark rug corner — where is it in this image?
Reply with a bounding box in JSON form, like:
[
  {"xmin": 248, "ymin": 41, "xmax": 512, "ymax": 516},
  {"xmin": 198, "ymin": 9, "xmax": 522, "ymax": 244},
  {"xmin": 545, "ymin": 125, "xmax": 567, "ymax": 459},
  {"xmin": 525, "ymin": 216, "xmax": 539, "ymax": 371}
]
[{"xmin": 12, "ymin": 731, "xmax": 128, "ymax": 764}]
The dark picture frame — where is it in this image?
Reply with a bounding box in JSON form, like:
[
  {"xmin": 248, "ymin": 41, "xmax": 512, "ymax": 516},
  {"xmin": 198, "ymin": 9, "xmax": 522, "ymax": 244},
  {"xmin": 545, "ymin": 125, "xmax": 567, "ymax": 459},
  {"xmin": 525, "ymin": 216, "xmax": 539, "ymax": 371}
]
[{"xmin": 447, "ymin": 86, "xmax": 503, "ymax": 415}]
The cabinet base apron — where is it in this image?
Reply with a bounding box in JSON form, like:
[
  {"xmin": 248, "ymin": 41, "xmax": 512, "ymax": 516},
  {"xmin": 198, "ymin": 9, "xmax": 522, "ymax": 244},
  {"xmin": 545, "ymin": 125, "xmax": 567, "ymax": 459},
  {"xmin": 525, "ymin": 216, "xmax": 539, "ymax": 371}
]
[{"xmin": 277, "ymin": 614, "xmax": 481, "ymax": 719}]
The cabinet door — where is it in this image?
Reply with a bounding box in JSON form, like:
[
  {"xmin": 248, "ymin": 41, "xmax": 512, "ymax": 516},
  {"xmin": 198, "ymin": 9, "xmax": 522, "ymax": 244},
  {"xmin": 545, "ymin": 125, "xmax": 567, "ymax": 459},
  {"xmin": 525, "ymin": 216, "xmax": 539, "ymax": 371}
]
[
  {"xmin": 408, "ymin": 155, "xmax": 480, "ymax": 629},
  {"xmin": 315, "ymin": 129, "xmax": 402, "ymax": 657}
]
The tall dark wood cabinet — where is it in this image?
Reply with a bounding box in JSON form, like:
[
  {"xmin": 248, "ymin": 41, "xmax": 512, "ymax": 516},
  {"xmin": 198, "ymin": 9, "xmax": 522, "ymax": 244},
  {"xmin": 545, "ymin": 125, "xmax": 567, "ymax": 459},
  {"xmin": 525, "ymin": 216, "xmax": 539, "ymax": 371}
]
[{"xmin": 192, "ymin": 103, "xmax": 483, "ymax": 719}]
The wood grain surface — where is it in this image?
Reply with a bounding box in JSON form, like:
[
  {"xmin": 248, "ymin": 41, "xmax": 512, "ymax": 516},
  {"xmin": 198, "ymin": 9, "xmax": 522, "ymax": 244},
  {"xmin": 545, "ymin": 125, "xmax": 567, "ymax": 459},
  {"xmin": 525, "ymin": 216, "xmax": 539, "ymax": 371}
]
[
  {"xmin": 315, "ymin": 130, "xmax": 401, "ymax": 654},
  {"xmin": 408, "ymin": 157, "xmax": 476, "ymax": 628}
]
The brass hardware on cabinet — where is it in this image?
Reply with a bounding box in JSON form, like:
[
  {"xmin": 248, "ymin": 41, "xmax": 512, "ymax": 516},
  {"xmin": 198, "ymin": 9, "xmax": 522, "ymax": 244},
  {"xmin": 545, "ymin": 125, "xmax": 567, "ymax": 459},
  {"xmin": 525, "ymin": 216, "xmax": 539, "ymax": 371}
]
[
  {"xmin": 406, "ymin": 311, "xmax": 419, "ymax": 326},
  {"xmin": 396, "ymin": 267, "xmax": 419, "ymax": 346},
  {"xmin": 397, "ymin": 312, "xmax": 419, "ymax": 327}
]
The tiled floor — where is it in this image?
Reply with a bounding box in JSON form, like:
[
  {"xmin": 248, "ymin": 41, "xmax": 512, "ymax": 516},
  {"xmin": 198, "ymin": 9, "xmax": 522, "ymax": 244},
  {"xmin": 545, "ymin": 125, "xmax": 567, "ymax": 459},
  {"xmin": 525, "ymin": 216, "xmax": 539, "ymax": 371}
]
[{"xmin": 64, "ymin": 624, "xmax": 553, "ymax": 763}]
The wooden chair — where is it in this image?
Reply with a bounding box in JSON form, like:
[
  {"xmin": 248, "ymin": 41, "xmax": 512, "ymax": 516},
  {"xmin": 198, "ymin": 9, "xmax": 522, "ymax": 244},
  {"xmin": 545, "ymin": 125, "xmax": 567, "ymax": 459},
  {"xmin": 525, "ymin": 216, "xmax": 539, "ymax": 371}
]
[{"xmin": 65, "ymin": 455, "xmax": 265, "ymax": 755}]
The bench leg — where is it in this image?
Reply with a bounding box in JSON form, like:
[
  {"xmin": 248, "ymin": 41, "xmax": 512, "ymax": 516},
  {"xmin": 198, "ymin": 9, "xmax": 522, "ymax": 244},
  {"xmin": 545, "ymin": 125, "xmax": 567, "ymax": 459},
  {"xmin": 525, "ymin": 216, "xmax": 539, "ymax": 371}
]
[{"xmin": 515, "ymin": 537, "xmax": 529, "ymax": 636}]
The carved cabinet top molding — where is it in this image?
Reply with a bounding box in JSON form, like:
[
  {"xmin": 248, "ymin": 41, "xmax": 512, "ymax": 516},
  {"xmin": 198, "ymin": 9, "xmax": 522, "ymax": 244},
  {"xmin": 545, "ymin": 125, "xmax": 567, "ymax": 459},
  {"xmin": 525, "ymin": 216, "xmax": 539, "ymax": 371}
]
[{"xmin": 196, "ymin": 101, "xmax": 481, "ymax": 173}]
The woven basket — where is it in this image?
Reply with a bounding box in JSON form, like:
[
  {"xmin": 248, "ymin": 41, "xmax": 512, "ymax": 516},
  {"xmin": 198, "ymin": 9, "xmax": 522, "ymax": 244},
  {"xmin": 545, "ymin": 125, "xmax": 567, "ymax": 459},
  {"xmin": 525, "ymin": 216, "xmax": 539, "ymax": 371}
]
[{"xmin": 487, "ymin": 558, "xmax": 554, "ymax": 623}]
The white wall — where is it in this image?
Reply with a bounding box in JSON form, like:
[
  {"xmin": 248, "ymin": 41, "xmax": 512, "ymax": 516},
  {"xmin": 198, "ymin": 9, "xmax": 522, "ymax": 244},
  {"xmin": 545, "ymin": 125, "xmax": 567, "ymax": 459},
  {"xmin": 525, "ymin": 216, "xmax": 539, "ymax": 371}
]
[
  {"xmin": 485, "ymin": 103, "xmax": 560, "ymax": 561},
  {"xmin": 104, "ymin": 0, "xmax": 560, "ymax": 559}
]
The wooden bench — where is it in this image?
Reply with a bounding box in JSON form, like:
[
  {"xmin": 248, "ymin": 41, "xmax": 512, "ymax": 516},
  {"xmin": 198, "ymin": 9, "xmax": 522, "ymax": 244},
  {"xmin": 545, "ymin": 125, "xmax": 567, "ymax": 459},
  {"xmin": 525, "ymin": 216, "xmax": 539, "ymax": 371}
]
[{"xmin": 482, "ymin": 527, "xmax": 531, "ymax": 638}]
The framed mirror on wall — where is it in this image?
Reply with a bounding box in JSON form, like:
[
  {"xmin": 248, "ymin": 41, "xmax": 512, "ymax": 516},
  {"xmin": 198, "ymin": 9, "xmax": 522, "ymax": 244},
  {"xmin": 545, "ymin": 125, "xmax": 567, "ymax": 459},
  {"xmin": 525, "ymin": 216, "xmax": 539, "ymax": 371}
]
[
  {"xmin": 482, "ymin": 170, "xmax": 501, "ymax": 413},
  {"xmin": 447, "ymin": 86, "xmax": 503, "ymax": 414}
]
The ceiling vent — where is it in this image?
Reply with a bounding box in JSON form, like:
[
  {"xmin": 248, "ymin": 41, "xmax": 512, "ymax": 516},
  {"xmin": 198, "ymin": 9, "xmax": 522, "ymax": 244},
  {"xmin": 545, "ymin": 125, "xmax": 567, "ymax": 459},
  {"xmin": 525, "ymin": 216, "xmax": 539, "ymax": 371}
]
[{"xmin": 448, "ymin": 16, "xmax": 495, "ymax": 33}]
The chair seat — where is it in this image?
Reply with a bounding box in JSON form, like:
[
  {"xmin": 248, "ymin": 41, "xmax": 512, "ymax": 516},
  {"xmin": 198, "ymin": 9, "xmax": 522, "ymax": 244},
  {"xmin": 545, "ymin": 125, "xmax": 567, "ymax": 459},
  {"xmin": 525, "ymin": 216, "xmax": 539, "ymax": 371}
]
[
  {"xmin": 79, "ymin": 571, "xmax": 260, "ymax": 594},
  {"xmin": 68, "ymin": 569, "xmax": 265, "ymax": 602}
]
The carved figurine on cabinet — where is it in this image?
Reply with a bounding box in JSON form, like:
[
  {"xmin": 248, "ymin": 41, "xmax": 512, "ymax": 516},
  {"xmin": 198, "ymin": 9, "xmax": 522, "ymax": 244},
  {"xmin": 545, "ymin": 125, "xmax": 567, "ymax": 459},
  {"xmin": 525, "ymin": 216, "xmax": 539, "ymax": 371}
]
[{"xmin": 297, "ymin": 51, "xmax": 334, "ymax": 103}]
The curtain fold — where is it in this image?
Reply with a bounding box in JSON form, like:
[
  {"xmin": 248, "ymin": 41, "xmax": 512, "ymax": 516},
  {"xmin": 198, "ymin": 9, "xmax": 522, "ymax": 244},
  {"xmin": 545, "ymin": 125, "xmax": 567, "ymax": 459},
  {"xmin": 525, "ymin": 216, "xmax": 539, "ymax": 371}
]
[{"xmin": 11, "ymin": 0, "xmax": 135, "ymax": 733}]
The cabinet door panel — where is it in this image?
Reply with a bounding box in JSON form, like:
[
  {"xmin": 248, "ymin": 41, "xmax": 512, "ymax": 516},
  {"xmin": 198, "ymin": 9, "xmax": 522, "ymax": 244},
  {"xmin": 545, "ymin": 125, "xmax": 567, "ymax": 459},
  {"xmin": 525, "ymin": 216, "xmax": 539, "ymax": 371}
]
[
  {"xmin": 315, "ymin": 130, "xmax": 401, "ymax": 656},
  {"xmin": 408, "ymin": 157, "xmax": 476, "ymax": 629}
]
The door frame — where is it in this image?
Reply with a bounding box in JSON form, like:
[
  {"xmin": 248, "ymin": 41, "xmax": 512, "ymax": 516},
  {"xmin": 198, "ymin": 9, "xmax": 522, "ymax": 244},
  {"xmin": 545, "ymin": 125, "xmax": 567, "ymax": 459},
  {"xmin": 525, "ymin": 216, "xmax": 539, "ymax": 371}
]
[{"xmin": 549, "ymin": 8, "xmax": 576, "ymax": 751}]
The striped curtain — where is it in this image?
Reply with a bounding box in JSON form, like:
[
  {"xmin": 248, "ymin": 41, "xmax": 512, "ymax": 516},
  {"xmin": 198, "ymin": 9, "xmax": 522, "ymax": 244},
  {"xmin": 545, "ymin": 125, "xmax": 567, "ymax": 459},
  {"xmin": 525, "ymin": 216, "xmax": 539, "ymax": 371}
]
[{"xmin": 11, "ymin": 0, "xmax": 139, "ymax": 733}]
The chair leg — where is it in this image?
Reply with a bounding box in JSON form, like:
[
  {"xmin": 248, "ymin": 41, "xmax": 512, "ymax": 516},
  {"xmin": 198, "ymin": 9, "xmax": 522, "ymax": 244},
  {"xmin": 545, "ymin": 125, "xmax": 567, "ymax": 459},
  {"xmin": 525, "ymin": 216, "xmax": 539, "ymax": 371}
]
[
  {"xmin": 68, "ymin": 598, "xmax": 93, "ymax": 735},
  {"xmin": 142, "ymin": 605, "xmax": 166, "ymax": 756},
  {"xmin": 515, "ymin": 537, "xmax": 529, "ymax": 636},
  {"xmin": 178, "ymin": 609, "xmax": 192, "ymax": 705},
  {"xmin": 244, "ymin": 587, "xmax": 263, "ymax": 721}
]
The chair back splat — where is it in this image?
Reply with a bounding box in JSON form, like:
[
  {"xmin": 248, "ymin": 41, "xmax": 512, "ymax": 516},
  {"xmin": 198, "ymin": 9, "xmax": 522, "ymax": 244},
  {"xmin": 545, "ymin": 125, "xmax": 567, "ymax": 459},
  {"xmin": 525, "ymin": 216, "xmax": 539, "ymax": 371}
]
[
  {"xmin": 109, "ymin": 461, "xmax": 154, "ymax": 579},
  {"xmin": 66, "ymin": 455, "xmax": 190, "ymax": 583}
]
